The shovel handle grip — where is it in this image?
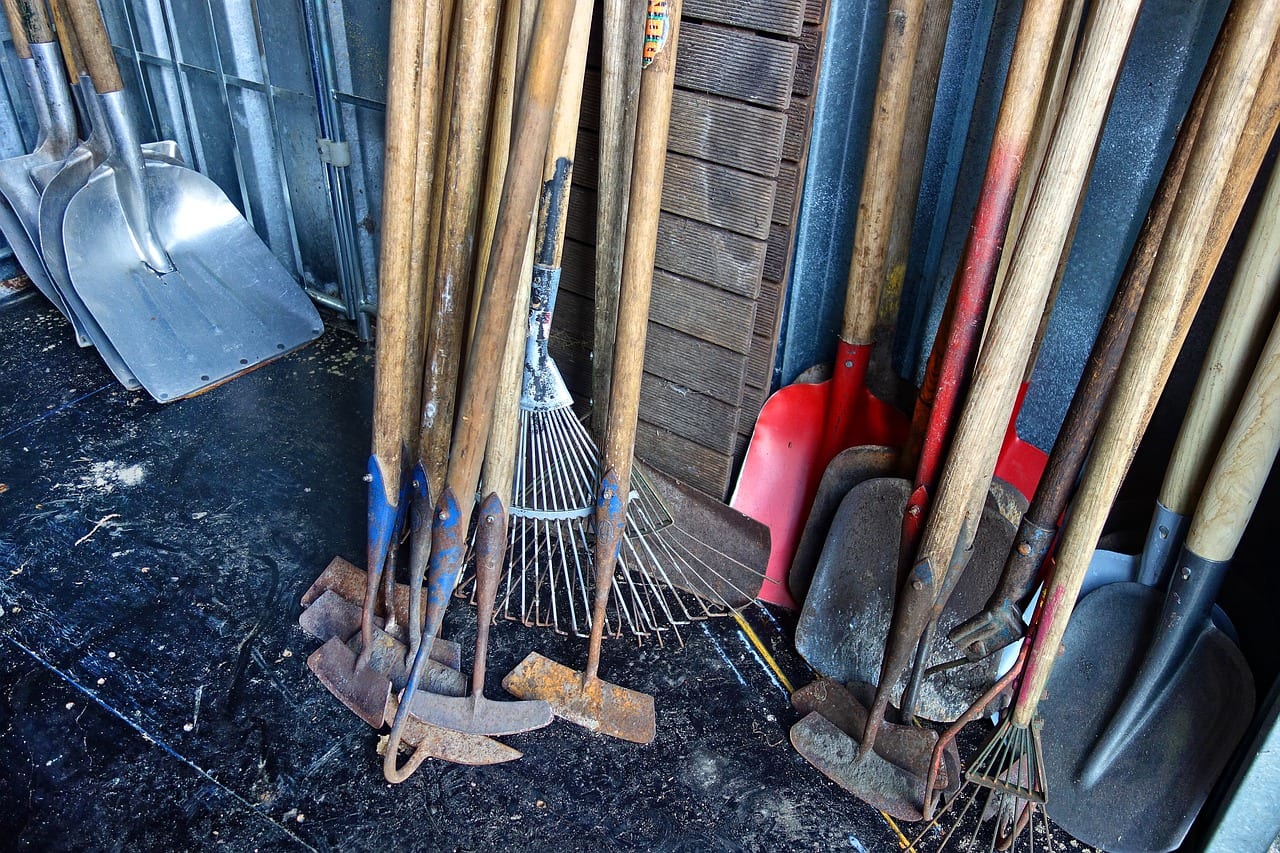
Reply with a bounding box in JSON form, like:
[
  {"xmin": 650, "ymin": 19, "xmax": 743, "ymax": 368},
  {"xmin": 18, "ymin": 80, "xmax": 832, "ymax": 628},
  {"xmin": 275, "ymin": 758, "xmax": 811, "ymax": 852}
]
[
  {"xmin": 1014, "ymin": 0, "xmax": 1280, "ymax": 726},
  {"xmin": 14, "ymin": 0, "xmax": 52, "ymax": 44},
  {"xmin": 63, "ymin": 0, "xmax": 122, "ymax": 93},
  {"xmin": 2, "ymin": 0, "xmax": 31, "ymax": 59},
  {"xmin": 842, "ymin": 0, "xmax": 925, "ymax": 346}
]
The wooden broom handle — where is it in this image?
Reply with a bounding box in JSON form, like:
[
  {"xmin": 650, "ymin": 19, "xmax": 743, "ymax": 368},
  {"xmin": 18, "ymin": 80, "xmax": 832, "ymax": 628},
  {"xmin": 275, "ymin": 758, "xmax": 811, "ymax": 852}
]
[
  {"xmin": 3, "ymin": 0, "xmax": 32, "ymax": 59},
  {"xmin": 1188, "ymin": 293, "xmax": 1280, "ymax": 562},
  {"xmin": 62, "ymin": 0, "xmax": 121, "ymax": 93},
  {"xmin": 1014, "ymin": 0, "xmax": 1280, "ymax": 726},
  {"xmin": 913, "ymin": 0, "xmax": 1142, "ymax": 575},
  {"xmin": 444, "ymin": 0, "xmax": 576, "ymax": 504},
  {"xmin": 841, "ymin": 0, "xmax": 926, "ymax": 346},
  {"xmin": 1159, "ymin": 151, "xmax": 1280, "ymax": 515}
]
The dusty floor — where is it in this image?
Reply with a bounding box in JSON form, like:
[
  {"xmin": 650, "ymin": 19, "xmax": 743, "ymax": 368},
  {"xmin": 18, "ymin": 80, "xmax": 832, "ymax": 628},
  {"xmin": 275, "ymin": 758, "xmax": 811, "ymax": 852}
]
[{"xmin": 0, "ymin": 294, "xmax": 1095, "ymax": 851}]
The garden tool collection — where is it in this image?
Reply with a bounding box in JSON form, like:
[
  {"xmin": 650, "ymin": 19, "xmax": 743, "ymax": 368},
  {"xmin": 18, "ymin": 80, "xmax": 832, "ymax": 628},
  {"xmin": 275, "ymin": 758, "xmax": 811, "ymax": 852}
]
[{"xmin": 907, "ymin": 4, "xmax": 1279, "ymax": 848}]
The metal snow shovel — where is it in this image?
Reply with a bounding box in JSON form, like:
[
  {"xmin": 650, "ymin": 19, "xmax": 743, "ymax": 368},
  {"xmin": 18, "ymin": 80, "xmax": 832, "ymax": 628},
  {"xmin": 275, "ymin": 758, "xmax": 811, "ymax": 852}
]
[
  {"xmin": 501, "ymin": 0, "xmax": 681, "ymax": 745},
  {"xmin": 59, "ymin": 0, "xmax": 322, "ymax": 403},
  {"xmin": 380, "ymin": 0, "xmax": 576, "ymax": 781},
  {"xmin": 0, "ymin": 0, "xmax": 77, "ymax": 324},
  {"xmin": 1038, "ymin": 155, "xmax": 1280, "ymax": 853},
  {"xmin": 793, "ymin": 0, "xmax": 1073, "ymax": 723},
  {"xmin": 35, "ymin": 0, "xmax": 181, "ymax": 385},
  {"xmin": 729, "ymin": 0, "xmax": 922, "ymax": 610}
]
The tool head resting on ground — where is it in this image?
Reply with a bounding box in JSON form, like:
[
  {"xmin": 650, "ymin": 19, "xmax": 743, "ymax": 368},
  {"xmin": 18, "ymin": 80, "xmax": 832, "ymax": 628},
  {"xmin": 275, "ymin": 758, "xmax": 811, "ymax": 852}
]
[
  {"xmin": 1038, "ymin": 133, "xmax": 1280, "ymax": 853},
  {"xmin": 59, "ymin": 0, "xmax": 322, "ymax": 403},
  {"xmin": 503, "ymin": 0, "xmax": 683, "ymax": 746}
]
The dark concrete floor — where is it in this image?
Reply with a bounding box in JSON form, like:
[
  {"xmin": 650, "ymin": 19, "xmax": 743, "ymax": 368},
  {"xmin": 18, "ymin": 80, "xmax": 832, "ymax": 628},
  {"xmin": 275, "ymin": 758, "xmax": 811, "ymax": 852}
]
[{"xmin": 0, "ymin": 293, "xmax": 925, "ymax": 852}]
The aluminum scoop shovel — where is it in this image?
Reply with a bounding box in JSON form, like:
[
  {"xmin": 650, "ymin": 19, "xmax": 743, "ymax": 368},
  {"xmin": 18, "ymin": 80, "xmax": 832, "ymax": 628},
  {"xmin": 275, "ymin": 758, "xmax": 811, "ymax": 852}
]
[{"xmin": 59, "ymin": 0, "xmax": 321, "ymax": 403}]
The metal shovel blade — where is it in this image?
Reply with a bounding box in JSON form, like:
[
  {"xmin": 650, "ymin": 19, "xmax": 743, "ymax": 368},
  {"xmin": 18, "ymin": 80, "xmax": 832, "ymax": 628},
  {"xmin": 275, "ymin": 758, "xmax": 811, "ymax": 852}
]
[
  {"xmin": 381, "ymin": 693, "xmax": 522, "ymax": 766},
  {"xmin": 1038, "ymin": 584, "xmax": 1254, "ymax": 853},
  {"xmin": 788, "ymin": 445, "xmax": 897, "ymax": 605},
  {"xmin": 796, "ymin": 476, "xmax": 1019, "ymax": 722},
  {"xmin": 503, "ymin": 651, "xmax": 656, "ymax": 744},
  {"xmin": 299, "ymin": 588, "xmax": 463, "ymax": 671},
  {"xmin": 791, "ymin": 678, "xmax": 959, "ymax": 795},
  {"xmin": 790, "ymin": 712, "xmax": 931, "ymax": 821},
  {"xmin": 63, "ymin": 160, "xmax": 323, "ymax": 402}
]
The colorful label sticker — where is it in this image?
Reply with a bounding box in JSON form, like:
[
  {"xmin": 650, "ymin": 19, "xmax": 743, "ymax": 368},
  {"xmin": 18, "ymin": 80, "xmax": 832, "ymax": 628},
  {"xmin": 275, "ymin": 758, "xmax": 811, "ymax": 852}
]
[{"xmin": 642, "ymin": 1, "xmax": 671, "ymax": 68}]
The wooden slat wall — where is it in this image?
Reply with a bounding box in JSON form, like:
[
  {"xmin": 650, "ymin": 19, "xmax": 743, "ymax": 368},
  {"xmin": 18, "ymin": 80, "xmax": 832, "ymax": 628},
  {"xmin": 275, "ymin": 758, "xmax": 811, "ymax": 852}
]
[{"xmin": 550, "ymin": 2, "xmax": 821, "ymax": 498}]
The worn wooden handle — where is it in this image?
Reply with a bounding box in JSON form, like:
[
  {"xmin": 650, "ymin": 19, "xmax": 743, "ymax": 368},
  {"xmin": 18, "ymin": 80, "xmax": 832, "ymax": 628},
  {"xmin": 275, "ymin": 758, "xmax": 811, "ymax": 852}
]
[
  {"xmin": 592, "ymin": 0, "xmax": 646, "ymax": 440},
  {"xmin": 48, "ymin": 0, "xmax": 82, "ymax": 79},
  {"xmin": 1161, "ymin": 154, "xmax": 1280, "ymax": 515},
  {"xmin": 842, "ymin": 0, "xmax": 926, "ymax": 345},
  {"xmin": 16, "ymin": 0, "xmax": 52, "ymax": 44},
  {"xmin": 914, "ymin": 0, "xmax": 1140, "ymax": 578},
  {"xmin": 1015, "ymin": 0, "xmax": 1280, "ymax": 725},
  {"xmin": 1188, "ymin": 292, "xmax": 1280, "ymax": 562},
  {"xmin": 369, "ymin": 0, "xmax": 434, "ymax": 501},
  {"xmin": 445, "ymin": 0, "xmax": 577, "ymax": 505},
  {"xmin": 62, "ymin": 0, "xmax": 121, "ymax": 93},
  {"xmin": 3, "ymin": 0, "xmax": 32, "ymax": 59}
]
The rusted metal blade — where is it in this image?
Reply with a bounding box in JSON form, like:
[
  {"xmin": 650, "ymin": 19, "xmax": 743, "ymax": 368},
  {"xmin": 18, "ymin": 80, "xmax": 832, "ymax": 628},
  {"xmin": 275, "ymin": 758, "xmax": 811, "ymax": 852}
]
[
  {"xmin": 790, "ymin": 711, "xmax": 930, "ymax": 821},
  {"xmin": 300, "ymin": 587, "xmax": 462, "ymax": 670},
  {"xmin": 405, "ymin": 692, "xmax": 553, "ymax": 737},
  {"xmin": 382, "ymin": 693, "xmax": 523, "ymax": 766},
  {"xmin": 502, "ymin": 651, "xmax": 656, "ymax": 744},
  {"xmin": 350, "ymin": 625, "xmax": 467, "ymax": 698},
  {"xmin": 791, "ymin": 679, "xmax": 958, "ymax": 793},
  {"xmin": 307, "ymin": 637, "xmax": 394, "ymax": 728}
]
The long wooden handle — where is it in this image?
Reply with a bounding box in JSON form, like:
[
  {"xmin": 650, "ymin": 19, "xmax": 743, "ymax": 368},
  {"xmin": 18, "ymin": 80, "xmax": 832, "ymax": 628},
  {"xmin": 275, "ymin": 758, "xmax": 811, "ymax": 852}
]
[
  {"xmin": 1014, "ymin": 0, "xmax": 1280, "ymax": 726},
  {"xmin": 418, "ymin": 0, "xmax": 501, "ymax": 500},
  {"xmin": 1188, "ymin": 293, "xmax": 1280, "ymax": 562},
  {"xmin": 444, "ymin": 0, "xmax": 576, "ymax": 504},
  {"xmin": 913, "ymin": 0, "xmax": 1141, "ymax": 579},
  {"xmin": 369, "ymin": 0, "xmax": 434, "ymax": 501},
  {"xmin": 4, "ymin": 0, "xmax": 32, "ymax": 59},
  {"xmin": 15, "ymin": 0, "xmax": 52, "ymax": 44},
  {"xmin": 1160, "ymin": 153, "xmax": 1280, "ymax": 515},
  {"xmin": 62, "ymin": 0, "xmax": 120, "ymax": 92},
  {"xmin": 48, "ymin": 0, "xmax": 82, "ymax": 79},
  {"xmin": 841, "ymin": 0, "xmax": 926, "ymax": 346},
  {"xmin": 592, "ymin": 0, "xmax": 646, "ymax": 440}
]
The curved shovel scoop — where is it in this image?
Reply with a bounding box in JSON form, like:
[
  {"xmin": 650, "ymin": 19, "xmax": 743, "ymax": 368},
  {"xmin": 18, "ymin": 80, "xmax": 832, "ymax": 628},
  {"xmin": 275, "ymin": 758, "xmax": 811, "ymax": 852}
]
[{"xmin": 795, "ymin": 476, "xmax": 1022, "ymax": 722}]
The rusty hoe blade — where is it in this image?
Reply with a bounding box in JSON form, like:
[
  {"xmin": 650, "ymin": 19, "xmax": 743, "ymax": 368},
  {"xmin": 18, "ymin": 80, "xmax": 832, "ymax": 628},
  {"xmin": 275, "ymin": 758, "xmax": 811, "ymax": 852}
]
[
  {"xmin": 382, "ymin": 691, "xmax": 523, "ymax": 767},
  {"xmin": 407, "ymin": 494, "xmax": 553, "ymax": 736},
  {"xmin": 503, "ymin": 468, "xmax": 657, "ymax": 744},
  {"xmin": 300, "ymin": 588, "xmax": 462, "ymax": 671}
]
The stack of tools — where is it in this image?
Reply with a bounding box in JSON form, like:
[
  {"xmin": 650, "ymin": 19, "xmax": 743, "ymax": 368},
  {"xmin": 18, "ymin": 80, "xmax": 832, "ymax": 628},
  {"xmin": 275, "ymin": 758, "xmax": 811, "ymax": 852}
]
[
  {"xmin": 774, "ymin": 0, "xmax": 1279, "ymax": 849},
  {"xmin": 0, "ymin": 0, "xmax": 322, "ymax": 401},
  {"xmin": 299, "ymin": 0, "xmax": 770, "ymax": 779}
]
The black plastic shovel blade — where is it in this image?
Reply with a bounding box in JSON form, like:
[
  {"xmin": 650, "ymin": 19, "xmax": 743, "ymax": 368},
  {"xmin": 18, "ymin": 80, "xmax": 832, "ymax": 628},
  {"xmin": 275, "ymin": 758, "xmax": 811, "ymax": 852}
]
[{"xmin": 1039, "ymin": 583, "xmax": 1254, "ymax": 852}]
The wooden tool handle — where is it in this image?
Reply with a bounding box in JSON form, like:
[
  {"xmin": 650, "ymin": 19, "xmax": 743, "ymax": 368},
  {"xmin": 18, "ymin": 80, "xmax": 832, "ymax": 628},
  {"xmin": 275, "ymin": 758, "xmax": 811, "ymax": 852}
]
[
  {"xmin": 480, "ymin": 229, "xmax": 534, "ymax": 504},
  {"xmin": 592, "ymin": 0, "xmax": 646, "ymax": 439},
  {"xmin": 1014, "ymin": 0, "xmax": 1280, "ymax": 725},
  {"xmin": 913, "ymin": 0, "xmax": 1139, "ymax": 577},
  {"xmin": 15, "ymin": 0, "xmax": 52, "ymax": 44},
  {"xmin": 444, "ymin": 0, "xmax": 576, "ymax": 505},
  {"xmin": 1186, "ymin": 174, "xmax": 1280, "ymax": 562},
  {"xmin": 842, "ymin": 0, "xmax": 925, "ymax": 346},
  {"xmin": 62, "ymin": 0, "xmax": 121, "ymax": 93},
  {"xmin": 3, "ymin": 0, "xmax": 31, "ymax": 59},
  {"xmin": 48, "ymin": 0, "xmax": 81, "ymax": 79},
  {"xmin": 370, "ymin": 0, "xmax": 433, "ymax": 501},
  {"xmin": 1160, "ymin": 155, "xmax": 1280, "ymax": 515}
]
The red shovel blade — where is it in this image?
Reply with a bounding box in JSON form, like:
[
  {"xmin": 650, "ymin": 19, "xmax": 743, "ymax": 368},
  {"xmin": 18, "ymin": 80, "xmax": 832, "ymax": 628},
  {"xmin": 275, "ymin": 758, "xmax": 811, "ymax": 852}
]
[
  {"xmin": 732, "ymin": 349, "xmax": 908, "ymax": 609},
  {"xmin": 993, "ymin": 382, "xmax": 1048, "ymax": 500}
]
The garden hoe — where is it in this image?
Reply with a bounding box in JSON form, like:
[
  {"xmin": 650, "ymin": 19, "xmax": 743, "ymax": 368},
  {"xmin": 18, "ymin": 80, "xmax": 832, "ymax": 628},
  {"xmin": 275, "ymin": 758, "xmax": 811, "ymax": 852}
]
[
  {"xmin": 59, "ymin": 0, "xmax": 322, "ymax": 403},
  {"xmin": 501, "ymin": 0, "xmax": 681, "ymax": 745}
]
